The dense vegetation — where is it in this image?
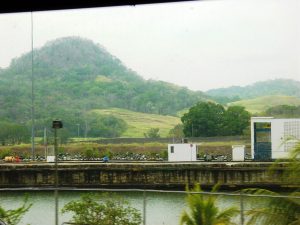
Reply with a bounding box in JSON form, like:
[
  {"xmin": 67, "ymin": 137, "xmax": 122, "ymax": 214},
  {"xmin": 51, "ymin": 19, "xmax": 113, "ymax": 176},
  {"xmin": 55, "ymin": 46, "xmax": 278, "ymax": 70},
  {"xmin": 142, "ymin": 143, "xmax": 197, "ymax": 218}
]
[
  {"xmin": 181, "ymin": 102, "xmax": 250, "ymax": 137},
  {"xmin": 263, "ymin": 105, "xmax": 300, "ymax": 118},
  {"xmin": 62, "ymin": 193, "xmax": 142, "ymax": 225},
  {"xmin": 206, "ymin": 79, "xmax": 300, "ymax": 100},
  {"xmin": 0, "ymin": 36, "xmax": 208, "ymax": 139}
]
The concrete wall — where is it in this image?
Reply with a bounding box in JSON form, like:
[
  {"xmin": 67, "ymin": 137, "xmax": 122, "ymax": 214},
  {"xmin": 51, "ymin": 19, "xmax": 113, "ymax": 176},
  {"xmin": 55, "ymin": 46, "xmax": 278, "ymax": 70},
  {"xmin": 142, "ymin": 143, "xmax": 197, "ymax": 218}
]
[{"xmin": 0, "ymin": 162, "xmax": 292, "ymax": 190}]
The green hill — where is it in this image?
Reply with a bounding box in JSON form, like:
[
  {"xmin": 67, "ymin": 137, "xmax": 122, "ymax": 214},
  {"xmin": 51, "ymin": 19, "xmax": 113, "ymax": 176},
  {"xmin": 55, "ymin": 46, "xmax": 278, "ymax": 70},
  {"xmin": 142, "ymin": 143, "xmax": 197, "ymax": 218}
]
[
  {"xmin": 206, "ymin": 79, "xmax": 300, "ymax": 101},
  {"xmin": 0, "ymin": 36, "xmax": 208, "ymax": 137},
  {"xmin": 90, "ymin": 108, "xmax": 181, "ymax": 137},
  {"xmin": 228, "ymin": 95, "xmax": 300, "ymax": 113}
]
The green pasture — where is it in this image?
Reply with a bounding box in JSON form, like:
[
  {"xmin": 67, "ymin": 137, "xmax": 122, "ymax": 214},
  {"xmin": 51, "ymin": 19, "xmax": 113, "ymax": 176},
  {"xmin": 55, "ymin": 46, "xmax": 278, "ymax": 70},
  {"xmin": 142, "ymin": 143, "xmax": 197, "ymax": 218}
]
[
  {"xmin": 228, "ymin": 95, "xmax": 300, "ymax": 113},
  {"xmin": 90, "ymin": 108, "xmax": 181, "ymax": 137}
]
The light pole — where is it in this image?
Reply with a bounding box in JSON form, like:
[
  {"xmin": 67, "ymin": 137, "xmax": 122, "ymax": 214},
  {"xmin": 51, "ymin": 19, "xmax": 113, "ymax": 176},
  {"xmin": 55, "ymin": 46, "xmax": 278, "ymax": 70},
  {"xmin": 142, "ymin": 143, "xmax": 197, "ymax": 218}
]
[
  {"xmin": 52, "ymin": 120, "xmax": 63, "ymax": 225},
  {"xmin": 30, "ymin": 12, "xmax": 35, "ymax": 160},
  {"xmin": 76, "ymin": 123, "xmax": 80, "ymax": 137}
]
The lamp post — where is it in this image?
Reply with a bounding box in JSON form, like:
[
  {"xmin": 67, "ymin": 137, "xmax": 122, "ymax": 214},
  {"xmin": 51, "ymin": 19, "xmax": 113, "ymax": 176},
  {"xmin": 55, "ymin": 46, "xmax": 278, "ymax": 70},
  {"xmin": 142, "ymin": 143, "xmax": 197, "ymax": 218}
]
[
  {"xmin": 76, "ymin": 123, "xmax": 80, "ymax": 137},
  {"xmin": 30, "ymin": 12, "xmax": 35, "ymax": 161},
  {"xmin": 52, "ymin": 120, "xmax": 63, "ymax": 225}
]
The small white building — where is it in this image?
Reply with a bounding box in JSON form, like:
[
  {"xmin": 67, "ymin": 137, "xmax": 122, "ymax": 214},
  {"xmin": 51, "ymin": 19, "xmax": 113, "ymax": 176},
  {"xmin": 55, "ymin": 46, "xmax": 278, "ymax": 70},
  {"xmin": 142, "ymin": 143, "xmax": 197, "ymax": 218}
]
[
  {"xmin": 168, "ymin": 143, "xmax": 198, "ymax": 161},
  {"xmin": 232, "ymin": 145, "xmax": 245, "ymax": 161},
  {"xmin": 251, "ymin": 117, "xmax": 300, "ymax": 160}
]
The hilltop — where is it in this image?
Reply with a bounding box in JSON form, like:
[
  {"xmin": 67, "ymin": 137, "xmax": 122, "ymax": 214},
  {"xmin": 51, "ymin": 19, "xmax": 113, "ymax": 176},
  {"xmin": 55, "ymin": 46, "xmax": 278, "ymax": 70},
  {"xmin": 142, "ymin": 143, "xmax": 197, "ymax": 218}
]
[{"xmin": 0, "ymin": 36, "xmax": 208, "ymax": 137}]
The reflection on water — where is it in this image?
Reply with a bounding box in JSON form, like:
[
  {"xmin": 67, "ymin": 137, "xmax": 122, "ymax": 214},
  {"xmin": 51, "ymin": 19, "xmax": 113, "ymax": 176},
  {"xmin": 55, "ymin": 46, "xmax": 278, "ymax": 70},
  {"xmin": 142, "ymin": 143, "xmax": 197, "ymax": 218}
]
[{"xmin": 0, "ymin": 190, "xmax": 245, "ymax": 225}]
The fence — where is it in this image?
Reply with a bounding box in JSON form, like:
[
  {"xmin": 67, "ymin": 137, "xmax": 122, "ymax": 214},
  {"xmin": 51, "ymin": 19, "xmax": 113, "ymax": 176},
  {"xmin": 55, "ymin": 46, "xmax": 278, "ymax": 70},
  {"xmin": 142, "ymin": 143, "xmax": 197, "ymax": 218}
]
[
  {"xmin": 0, "ymin": 187, "xmax": 299, "ymax": 225},
  {"xmin": 69, "ymin": 135, "xmax": 248, "ymax": 144}
]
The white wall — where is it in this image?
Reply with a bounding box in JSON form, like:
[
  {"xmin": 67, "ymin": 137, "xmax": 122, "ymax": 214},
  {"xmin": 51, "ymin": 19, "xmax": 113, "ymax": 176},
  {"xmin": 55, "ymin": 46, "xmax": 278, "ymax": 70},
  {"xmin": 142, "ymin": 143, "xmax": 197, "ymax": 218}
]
[
  {"xmin": 232, "ymin": 145, "xmax": 245, "ymax": 161},
  {"xmin": 271, "ymin": 119, "xmax": 286, "ymax": 159},
  {"xmin": 168, "ymin": 144, "xmax": 197, "ymax": 161},
  {"xmin": 251, "ymin": 117, "xmax": 300, "ymax": 159}
]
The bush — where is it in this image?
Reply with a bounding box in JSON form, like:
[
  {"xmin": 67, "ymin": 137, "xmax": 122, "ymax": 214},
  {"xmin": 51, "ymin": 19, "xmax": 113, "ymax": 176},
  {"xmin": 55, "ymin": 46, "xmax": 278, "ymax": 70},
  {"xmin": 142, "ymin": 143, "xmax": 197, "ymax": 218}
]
[
  {"xmin": 83, "ymin": 148, "xmax": 100, "ymax": 159},
  {"xmin": 99, "ymin": 149, "xmax": 112, "ymax": 159},
  {"xmin": 0, "ymin": 149, "xmax": 12, "ymax": 159},
  {"xmin": 62, "ymin": 193, "xmax": 142, "ymax": 225},
  {"xmin": 0, "ymin": 195, "xmax": 32, "ymax": 225}
]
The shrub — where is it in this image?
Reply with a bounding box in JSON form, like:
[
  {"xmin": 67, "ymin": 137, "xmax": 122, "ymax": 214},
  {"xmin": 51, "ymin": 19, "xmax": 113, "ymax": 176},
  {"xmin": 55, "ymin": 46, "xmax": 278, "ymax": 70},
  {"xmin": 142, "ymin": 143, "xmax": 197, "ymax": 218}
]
[
  {"xmin": 0, "ymin": 195, "xmax": 32, "ymax": 225},
  {"xmin": 62, "ymin": 193, "xmax": 142, "ymax": 225},
  {"xmin": 0, "ymin": 149, "xmax": 12, "ymax": 159}
]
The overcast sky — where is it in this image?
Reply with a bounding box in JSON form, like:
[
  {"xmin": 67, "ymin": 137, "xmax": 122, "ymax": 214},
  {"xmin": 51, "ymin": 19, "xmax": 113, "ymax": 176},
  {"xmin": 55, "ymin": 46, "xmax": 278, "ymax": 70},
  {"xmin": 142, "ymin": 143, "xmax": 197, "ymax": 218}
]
[{"xmin": 0, "ymin": 0, "xmax": 299, "ymax": 91}]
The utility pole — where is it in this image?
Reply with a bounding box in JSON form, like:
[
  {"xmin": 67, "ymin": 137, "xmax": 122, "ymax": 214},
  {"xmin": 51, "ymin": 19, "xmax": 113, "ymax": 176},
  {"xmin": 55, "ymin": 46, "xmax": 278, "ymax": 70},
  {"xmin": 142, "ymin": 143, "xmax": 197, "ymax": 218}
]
[
  {"xmin": 191, "ymin": 123, "xmax": 194, "ymax": 137},
  {"xmin": 30, "ymin": 12, "xmax": 35, "ymax": 160},
  {"xmin": 76, "ymin": 124, "xmax": 80, "ymax": 137},
  {"xmin": 52, "ymin": 120, "xmax": 63, "ymax": 225},
  {"xmin": 44, "ymin": 127, "xmax": 47, "ymax": 159}
]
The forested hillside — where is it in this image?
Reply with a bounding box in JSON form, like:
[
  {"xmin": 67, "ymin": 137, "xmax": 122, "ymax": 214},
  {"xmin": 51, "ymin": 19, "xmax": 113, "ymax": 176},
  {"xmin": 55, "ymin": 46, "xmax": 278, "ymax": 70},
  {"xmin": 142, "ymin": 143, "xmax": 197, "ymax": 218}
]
[
  {"xmin": 206, "ymin": 79, "xmax": 300, "ymax": 101},
  {"xmin": 0, "ymin": 36, "xmax": 208, "ymax": 137}
]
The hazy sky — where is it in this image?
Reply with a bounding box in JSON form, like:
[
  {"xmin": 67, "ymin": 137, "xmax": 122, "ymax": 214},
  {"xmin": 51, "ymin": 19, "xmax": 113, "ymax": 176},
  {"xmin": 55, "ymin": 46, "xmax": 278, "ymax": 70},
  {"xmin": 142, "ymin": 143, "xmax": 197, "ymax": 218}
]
[{"xmin": 0, "ymin": 0, "xmax": 299, "ymax": 91}]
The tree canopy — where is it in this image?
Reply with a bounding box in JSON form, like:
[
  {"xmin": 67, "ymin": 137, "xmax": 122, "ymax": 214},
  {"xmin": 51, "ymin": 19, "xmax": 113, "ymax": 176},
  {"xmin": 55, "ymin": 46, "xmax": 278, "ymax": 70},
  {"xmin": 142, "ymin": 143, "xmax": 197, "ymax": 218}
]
[
  {"xmin": 62, "ymin": 193, "xmax": 142, "ymax": 225},
  {"xmin": 181, "ymin": 102, "xmax": 250, "ymax": 137}
]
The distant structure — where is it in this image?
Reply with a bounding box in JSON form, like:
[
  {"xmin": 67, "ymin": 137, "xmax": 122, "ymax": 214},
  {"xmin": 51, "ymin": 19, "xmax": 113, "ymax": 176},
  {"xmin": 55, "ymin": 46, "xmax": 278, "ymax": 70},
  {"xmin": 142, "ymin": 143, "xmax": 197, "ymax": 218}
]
[
  {"xmin": 232, "ymin": 145, "xmax": 245, "ymax": 161},
  {"xmin": 168, "ymin": 139, "xmax": 198, "ymax": 161},
  {"xmin": 251, "ymin": 117, "xmax": 300, "ymax": 160}
]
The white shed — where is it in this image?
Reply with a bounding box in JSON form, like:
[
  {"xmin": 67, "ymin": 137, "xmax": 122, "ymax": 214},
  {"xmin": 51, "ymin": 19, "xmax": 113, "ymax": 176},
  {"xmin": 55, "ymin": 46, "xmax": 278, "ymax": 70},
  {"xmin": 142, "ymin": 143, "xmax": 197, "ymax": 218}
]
[
  {"xmin": 251, "ymin": 117, "xmax": 300, "ymax": 160},
  {"xmin": 168, "ymin": 143, "xmax": 197, "ymax": 161},
  {"xmin": 232, "ymin": 145, "xmax": 245, "ymax": 161}
]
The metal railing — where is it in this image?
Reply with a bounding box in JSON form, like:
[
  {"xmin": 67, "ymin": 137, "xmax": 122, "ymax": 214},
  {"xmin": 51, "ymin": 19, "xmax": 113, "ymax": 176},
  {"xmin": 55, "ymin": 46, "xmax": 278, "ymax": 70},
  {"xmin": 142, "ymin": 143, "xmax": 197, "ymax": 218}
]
[{"xmin": 0, "ymin": 187, "xmax": 299, "ymax": 225}]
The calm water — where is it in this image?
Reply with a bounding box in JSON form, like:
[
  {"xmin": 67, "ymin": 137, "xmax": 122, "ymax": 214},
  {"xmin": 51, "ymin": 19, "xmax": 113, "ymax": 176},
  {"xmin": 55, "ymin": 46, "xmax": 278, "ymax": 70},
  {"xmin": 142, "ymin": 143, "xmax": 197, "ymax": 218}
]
[{"xmin": 0, "ymin": 190, "xmax": 248, "ymax": 225}]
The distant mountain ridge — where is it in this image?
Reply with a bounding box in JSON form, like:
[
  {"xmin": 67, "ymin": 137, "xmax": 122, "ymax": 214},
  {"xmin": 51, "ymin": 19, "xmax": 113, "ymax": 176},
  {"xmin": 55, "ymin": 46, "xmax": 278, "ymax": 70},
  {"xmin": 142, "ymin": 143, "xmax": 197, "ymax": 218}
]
[{"xmin": 206, "ymin": 79, "xmax": 300, "ymax": 99}]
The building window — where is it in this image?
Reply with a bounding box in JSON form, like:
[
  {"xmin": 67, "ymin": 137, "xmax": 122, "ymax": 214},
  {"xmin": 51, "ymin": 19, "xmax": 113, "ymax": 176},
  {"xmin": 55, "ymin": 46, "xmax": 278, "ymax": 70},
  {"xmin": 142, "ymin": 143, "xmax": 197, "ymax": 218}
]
[{"xmin": 170, "ymin": 146, "xmax": 174, "ymax": 153}]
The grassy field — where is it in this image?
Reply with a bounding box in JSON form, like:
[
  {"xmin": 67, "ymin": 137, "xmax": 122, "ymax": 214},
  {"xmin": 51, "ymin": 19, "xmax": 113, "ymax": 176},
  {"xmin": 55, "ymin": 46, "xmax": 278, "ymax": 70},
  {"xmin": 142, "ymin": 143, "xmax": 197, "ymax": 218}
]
[
  {"xmin": 90, "ymin": 108, "xmax": 181, "ymax": 137},
  {"xmin": 228, "ymin": 95, "xmax": 300, "ymax": 113}
]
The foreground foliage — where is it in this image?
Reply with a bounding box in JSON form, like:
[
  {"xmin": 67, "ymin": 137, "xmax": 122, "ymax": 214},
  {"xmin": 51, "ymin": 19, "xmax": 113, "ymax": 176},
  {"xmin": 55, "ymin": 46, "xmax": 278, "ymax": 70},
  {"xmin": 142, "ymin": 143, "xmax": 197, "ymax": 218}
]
[
  {"xmin": 62, "ymin": 193, "xmax": 142, "ymax": 225},
  {"xmin": 0, "ymin": 196, "xmax": 32, "ymax": 225},
  {"xmin": 243, "ymin": 144, "xmax": 300, "ymax": 225},
  {"xmin": 241, "ymin": 189, "xmax": 300, "ymax": 225},
  {"xmin": 180, "ymin": 184, "xmax": 239, "ymax": 225}
]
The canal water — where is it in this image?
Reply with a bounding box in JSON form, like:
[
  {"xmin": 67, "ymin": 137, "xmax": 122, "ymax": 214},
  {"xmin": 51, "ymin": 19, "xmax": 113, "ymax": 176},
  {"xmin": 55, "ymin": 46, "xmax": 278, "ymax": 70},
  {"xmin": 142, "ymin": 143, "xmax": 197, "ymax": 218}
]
[{"xmin": 0, "ymin": 190, "xmax": 251, "ymax": 225}]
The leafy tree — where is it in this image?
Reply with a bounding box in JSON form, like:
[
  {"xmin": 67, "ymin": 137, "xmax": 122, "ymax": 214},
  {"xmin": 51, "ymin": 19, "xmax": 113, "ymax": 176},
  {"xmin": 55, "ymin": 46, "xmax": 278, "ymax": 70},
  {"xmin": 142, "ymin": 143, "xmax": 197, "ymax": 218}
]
[
  {"xmin": 169, "ymin": 124, "xmax": 184, "ymax": 139},
  {"xmin": 181, "ymin": 102, "xmax": 225, "ymax": 137},
  {"xmin": 87, "ymin": 113, "xmax": 127, "ymax": 138},
  {"xmin": 0, "ymin": 121, "xmax": 30, "ymax": 145},
  {"xmin": 144, "ymin": 128, "xmax": 160, "ymax": 138},
  {"xmin": 222, "ymin": 106, "xmax": 250, "ymax": 136},
  {"xmin": 181, "ymin": 102, "xmax": 251, "ymax": 137},
  {"xmin": 62, "ymin": 193, "xmax": 142, "ymax": 225},
  {"xmin": 180, "ymin": 183, "xmax": 239, "ymax": 225},
  {"xmin": 0, "ymin": 196, "xmax": 32, "ymax": 225}
]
